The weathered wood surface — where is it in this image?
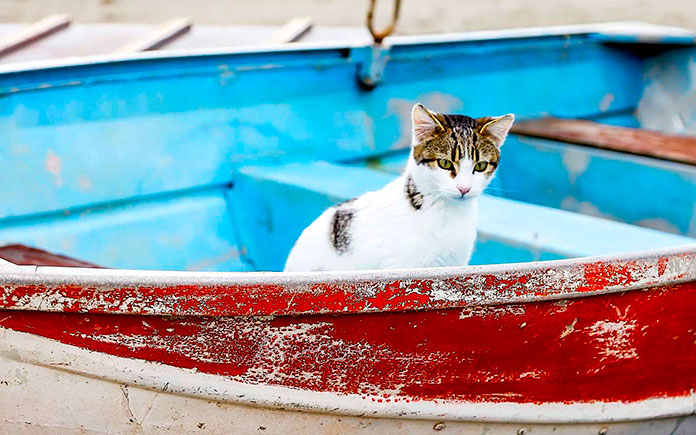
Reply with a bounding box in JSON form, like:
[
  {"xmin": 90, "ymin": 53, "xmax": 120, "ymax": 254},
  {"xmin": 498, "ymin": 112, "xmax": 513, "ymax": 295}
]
[
  {"xmin": 511, "ymin": 117, "xmax": 696, "ymax": 165},
  {"xmin": 114, "ymin": 18, "xmax": 192, "ymax": 53},
  {"xmin": 0, "ymin": 15, "xmax": 70, "ymax": 58},
  {"xmin": 267, "ymin": 16, "xmax": 313, "ymax": 44},
  {"xmin": 0, "ymin": 244, "xmax": 101, "ymax": 268},
  {"xmin": 0, "ymin": 22, "xmax": 368, "ymax": 65}
]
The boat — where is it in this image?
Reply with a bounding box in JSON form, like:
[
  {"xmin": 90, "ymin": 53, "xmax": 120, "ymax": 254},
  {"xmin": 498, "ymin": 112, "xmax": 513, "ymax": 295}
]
[{"xmin": 1, "ymin": 22, "xmax": 696, "ymax": 433}]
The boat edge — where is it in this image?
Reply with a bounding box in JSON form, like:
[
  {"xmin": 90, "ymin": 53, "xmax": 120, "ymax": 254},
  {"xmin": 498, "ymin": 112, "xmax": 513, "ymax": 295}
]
[{"xmin": 2, "ymin": 327, "xmax": 694, "ymax": 424}]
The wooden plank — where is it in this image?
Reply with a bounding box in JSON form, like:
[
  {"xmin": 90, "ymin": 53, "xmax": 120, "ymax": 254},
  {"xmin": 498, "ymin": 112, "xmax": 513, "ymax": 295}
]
[
  {"xmin": 511, "ymin": 117, "xmax": 696, "ymax": 165},
  {"xmin": 114, "ymin": 18, "xmax": 192, "ymax": 53},
  {"xmin": 0, "ymin": 15, "xmax": 70, "ymax": 58},
  {"xmin": 266, "ymin": 16, "xmax": 313, "ymax": 44},
  {"xmin": 0, "ymin": 244, "xmax": 101, "ymax": 268}
]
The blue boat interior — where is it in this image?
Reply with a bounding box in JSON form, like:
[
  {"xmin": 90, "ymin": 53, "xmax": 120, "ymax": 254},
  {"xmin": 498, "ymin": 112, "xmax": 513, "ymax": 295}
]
[{"xmin": 1, "ymin": 30, "xmax": 695, "ymax": 271}]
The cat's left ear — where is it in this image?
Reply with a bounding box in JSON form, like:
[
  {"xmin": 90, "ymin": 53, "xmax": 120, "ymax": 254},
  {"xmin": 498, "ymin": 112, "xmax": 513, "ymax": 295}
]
[
  {"xmin": 412, "ymin": 103, "xmax": 444, "ymax": 144},
  {"xmin": 478, "ymin": 114, "xmax": 515, "ymax": 147}
]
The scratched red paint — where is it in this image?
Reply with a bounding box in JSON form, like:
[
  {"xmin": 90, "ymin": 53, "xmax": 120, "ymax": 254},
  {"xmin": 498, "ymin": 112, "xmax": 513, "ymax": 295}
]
[
  {"xmin": 2, "ymin": 247, "xmax": 695, "ymax": 403},
  {"xmin": 1, "ymin": 282, "xmax": 695, "ymax": 404},
  {"xmin": 578, "ymin": 261, "xmax": 635, "ymax": 292},
  {"xmin": 2, "ymin": 252, "xmax": 693, "ymax": 317},
  {"xmin": 657, "ymin": 257, "xmax": 669, "ymax": 276}
]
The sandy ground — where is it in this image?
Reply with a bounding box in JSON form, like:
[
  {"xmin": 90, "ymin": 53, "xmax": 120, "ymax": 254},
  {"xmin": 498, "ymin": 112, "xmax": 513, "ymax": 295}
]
[{"xmin": 1, "ymin": 0, "xmax": 695, "ymax": 35}]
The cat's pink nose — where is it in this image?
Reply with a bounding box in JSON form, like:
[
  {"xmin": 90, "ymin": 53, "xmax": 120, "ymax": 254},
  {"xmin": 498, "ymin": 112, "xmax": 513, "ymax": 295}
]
[{"xmin": 458, "ymin": 186, "xmax": 471, "ymax": 196}]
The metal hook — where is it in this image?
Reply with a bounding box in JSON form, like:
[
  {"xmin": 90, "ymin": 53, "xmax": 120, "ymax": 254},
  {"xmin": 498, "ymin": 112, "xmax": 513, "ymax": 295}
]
[{"xmin": 366, "ymin": 0, "xmax": 401, "ymax": 44}]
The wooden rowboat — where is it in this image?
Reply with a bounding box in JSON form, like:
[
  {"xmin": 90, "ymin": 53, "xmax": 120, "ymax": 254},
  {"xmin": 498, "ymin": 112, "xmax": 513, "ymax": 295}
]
[{"xmin": 1, "ymin": 22, "xmax": 696, "ymax": 433}]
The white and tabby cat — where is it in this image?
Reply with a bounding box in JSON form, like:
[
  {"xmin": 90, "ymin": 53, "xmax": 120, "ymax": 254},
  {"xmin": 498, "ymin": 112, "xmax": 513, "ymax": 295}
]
[{"xmin": 284, "ymin": 104, "xmax": 514, "ymax": 272}]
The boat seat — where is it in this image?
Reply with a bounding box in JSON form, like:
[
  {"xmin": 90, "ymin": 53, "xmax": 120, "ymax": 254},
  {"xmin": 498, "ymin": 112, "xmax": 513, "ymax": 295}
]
[
  {"xmin": 511, "ymin": 117, "xmax": 696, "ymax": 165},
  {"xmin": 229, "ymin": 161, "xmax": 693, "ymax": 271},
  {"xmin": 0, "ymin": 244, "xmax": 101, "ymax": 268}
]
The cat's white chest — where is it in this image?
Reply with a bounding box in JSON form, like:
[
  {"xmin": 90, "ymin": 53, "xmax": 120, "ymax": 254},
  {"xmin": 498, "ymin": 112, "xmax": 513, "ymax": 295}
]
[
  {"xmin": 284, "ymin": 179, "xmax": 480, "ymax": 272},
  {"xmin": 348, "ymin": 193, "xmax": 478, "ymax": 270},
  {"xmin": 407, "ymin": 203, "xmax": 477, "ymax": 267}
]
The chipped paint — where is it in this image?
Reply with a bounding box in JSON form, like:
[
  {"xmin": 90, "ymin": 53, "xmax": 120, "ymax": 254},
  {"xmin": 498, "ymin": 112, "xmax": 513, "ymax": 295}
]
[
  {"xmin": 77, "ymin": 175, "xmax": 93, "ymax": 191},
  {"xmin": 387, "ymin": 98, "xmax": 419, "ymax": 150},
  {"xmin": 588, "ymin": 320, "xmax": 638, "ymax": 362},
  {"xmin": 598, "ymin": 93, "xmax": 615, "ymax": 112},
  {"xmin": 1, "ymin": 241, "xmax": 696, "ymax": 424},
  {"xmin": 638, "ymin": 50, "xmax": 696, "ymax": 135},
  {"xmin": 1, "ymin": 22, "xmax": 696, "ymax": 430},
  {"xmin": 560, "ymin": 318, "xmax": 577, "ymax": 339},
  {"xmin": 44, "ymin": 150, "xmax": 63, "ymax": 187},
  {"xmin": 633, "ymin": 218, "xmax": 682, "ymax": 235},
  {"xmin": 1, "ymin": 279, "xmax": 696, "ymax": 409},
  {"xmin": 560, "ymin": 196, "xmax": 617, "ymax": 221},
  {"xmin": 460, "ymin": 305, "xmax": 526, "ymax": 319},
  {"xmin": 560, "ymin": 148, "xmax": 590, "ymax": 184},
  {"xmin": 3, "ymin": 328, "xmax": 696, "ymax": 431},
  {"xmin": 2, "ymin": 248, "xmax": 696, "ymax": 317}
]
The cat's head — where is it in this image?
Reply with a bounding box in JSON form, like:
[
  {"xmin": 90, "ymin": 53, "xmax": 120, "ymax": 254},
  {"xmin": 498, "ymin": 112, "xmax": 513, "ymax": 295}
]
[{"xmin": 407, "ymin": 103, "xmax": 514, "ymax": 202}]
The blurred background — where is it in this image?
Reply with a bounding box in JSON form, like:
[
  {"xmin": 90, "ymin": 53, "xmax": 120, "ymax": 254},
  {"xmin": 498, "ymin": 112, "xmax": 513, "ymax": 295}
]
[{"xmin": 2, "ymin": 0, "xmax": 695, "ymax": 34}]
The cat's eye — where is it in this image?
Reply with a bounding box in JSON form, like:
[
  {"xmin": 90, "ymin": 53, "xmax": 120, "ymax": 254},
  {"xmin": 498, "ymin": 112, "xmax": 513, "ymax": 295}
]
[
  {"xmin": 473, "ymin": 161, "xmax": 488, "ymax": 172},
  {"xmin": 437, "ymin": 159, "xmax": 453, "ymax": 170}
]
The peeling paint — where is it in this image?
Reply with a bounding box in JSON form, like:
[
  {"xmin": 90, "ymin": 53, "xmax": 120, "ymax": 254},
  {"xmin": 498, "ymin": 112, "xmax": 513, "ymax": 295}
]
[
  {"xmin": 44, "ymin": 151, "xmax": 63, "ymax": 187},
  {"xmin": 560, "ymin": 196, "xmax": 616, "ymax": 222},
  {"xmin": 77, "ymin": 175, "xmax": 93, "ymax": 191},
  {"xmin": 0, "ymin": 249, "xmax": 695, "ymax": 409},
  {"xmin": 14, "ymin": 368, "xmax": 27, "ymax": 384},
  {"xmin": 1, "ymin": 280, "xmax": 695, "ymax": 406},
  {"xmin": 560, "ymin": 148, "xmax": 590, "ymax": 184},
  {"xmin": 690, "ymin": 202, "xmax": 696, "ymax": 236},
  {"xmin": 2, "ymin": 250, "xmax": 695, "ymax": 317},
  {"xmin": 598, "ymin": 93, "xmax": 615, "ymax": 112},
  {"xmin": 587, "ymin": 320, "xmax": 638, "ymax": 362},
  {"xmin": 634, "ymin": 218, "xmax": 682, "ymax": 235},
  {"xmin": 459, "ymin": 305, "xmax": 526, "ymax": 319},
  {"xmin": 638, "ymin": 51, "xmax": 696, "ymax": 135}
]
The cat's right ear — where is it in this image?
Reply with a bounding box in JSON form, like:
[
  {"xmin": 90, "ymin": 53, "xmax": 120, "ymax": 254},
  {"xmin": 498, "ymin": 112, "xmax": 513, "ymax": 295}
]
[{"xmin": 412, "ymin": 103, "xmax": 443, "ymax": 144}]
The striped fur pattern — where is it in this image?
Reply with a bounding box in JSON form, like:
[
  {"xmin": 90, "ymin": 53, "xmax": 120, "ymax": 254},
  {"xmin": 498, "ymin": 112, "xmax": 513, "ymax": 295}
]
[
  {"xmin": 413, "ymin": 114, "xmax": 500, "ymax": 178},
  {"xmin": 284, "ymin": 104, "xmax": 514, "ymax": 272}
]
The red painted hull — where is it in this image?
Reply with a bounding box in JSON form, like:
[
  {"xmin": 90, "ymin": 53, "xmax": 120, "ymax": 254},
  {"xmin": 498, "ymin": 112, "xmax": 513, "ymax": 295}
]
[
  {"xmin": 1, "ymin": 246, "xmax": 696, "ymax": 424},
  {"xmin": 2, "ymin": 282, "xmax": 695, "ymax": 405}
]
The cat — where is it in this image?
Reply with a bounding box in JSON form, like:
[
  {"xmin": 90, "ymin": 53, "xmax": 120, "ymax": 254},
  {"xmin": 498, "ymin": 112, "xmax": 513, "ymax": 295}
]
[{"xmin": 284, "ymin": 103, "xmax": 514, "ymax": 272}]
